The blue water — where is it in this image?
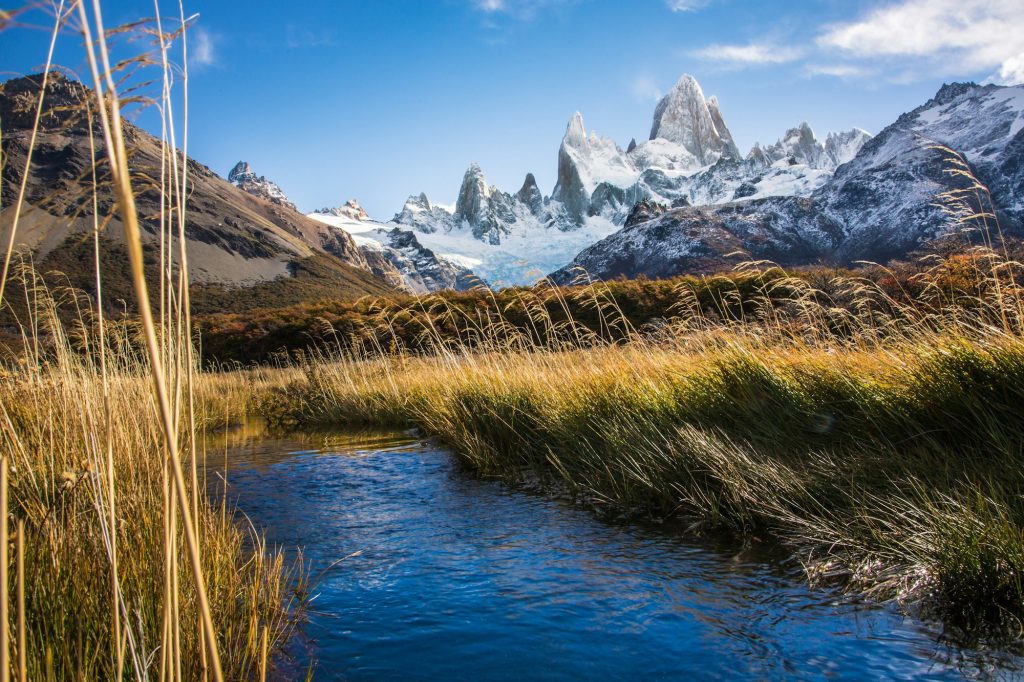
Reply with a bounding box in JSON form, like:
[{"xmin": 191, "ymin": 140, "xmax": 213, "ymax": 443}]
[{"xmin": 215, "ymin": 430, "xmax": 1023, "ymax": 681}]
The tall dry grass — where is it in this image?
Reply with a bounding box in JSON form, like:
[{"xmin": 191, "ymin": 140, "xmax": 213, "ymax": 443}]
[{"xmin": 0, "ymin": 3, "xmax": 305, "ymax": 679}]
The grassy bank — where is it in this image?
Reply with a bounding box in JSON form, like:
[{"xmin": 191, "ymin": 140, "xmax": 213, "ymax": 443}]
[
  {"xmin": 195, "ymin": 247, "xmax": 1024, "ymax": 366},
  {"xmin": 253, "ymin": 249, "xmax": 1024, "ymax": 640},
  {"xmin": 0, "ymin": 347, "xmax": 303, "ymax": 679}
]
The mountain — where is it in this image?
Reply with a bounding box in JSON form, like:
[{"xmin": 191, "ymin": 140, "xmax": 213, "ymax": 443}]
[
  {"xmin": 0, "ymin": 73, "xmax": 396, "ymax": 313},
  {"xmin": 227, "ymin": 161, "xmax": 297, "ymax": 211},
  {"xmin": 306, "ymin": 208, "xmax": 479, "ymax": 293},
  {"xmin": 313, "ymin": 198, "xmax": 370, "ymax": 222},
  {"xmin": 388, "ymin": 73, "xmax": 870, "ymax": 286},
  {"xmin": 551, "ymin": 81, "xmax": 1024, "ymax": 283},
  {"xmin": 648, "ymin": 75, "xmax": 740, "ymax": 165}
]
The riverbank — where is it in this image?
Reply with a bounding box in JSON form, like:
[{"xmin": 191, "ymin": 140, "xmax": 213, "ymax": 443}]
[
  {"xmin": 252, "ymin": 305, "xmax": 1024, "ymax": 640},
  {"xmin": 0, "ymin": 357, "xmax": 305, "ymax": 679}
]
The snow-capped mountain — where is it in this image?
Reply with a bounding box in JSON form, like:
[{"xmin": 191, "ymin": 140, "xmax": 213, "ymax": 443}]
[
  {"xmin": 221, "ymin": 163, "xmax": 478, "ymax": 294},
  {"xmin": 313, "ymin": 198, "xmax": 370, "ymax": 222},
  {"xmin": 307, "ymin": 208, "xmax": 478, "ymax": 294},
  {"xmin": 227, "ymin": 161, "xmax": 297, "ymax": 211},
  {"xmin": 388, "ymin": 73, "xmax": 871, "ymax": 286},
  {"xmin": 551, "ymin": 81, "xmax": 1024, "ymax": 283},
  {"xmin": 647, "ymin": 76, "xmax": 740, "ymax": 165}
]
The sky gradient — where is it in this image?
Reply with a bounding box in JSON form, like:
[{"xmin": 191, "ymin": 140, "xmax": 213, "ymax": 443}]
[{"xmin": 3, "ymin": 0, "xmax": 1023, "ymax": 217}]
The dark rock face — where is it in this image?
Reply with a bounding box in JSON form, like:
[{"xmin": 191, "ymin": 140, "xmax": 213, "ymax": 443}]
[
  {"xmin": 515, "ymin": 173, "xmax": 544, "ymax": 216},
  {"xmin": 732, "ymin": 182, "xmax": 758, "ymax": 200},
  {"xmin": 589, "ymin": 182, "xmax": 638, "ymax": 218},
  {"xmin": 552, "ymin": 81, "xmax": 1024, "ymax": 282},
  {"xmin": 624, "ymin": 198, "xmax": 667, "ymax": 228},
  {"xmin": 551, "ymin": 197, "xmax": 840, "ymax": 284}
]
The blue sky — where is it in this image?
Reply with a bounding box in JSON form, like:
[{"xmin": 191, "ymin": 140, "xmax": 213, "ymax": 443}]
[{"xmin": 3, "ymin": 0, "xmax": 1023, "ymax": 217}]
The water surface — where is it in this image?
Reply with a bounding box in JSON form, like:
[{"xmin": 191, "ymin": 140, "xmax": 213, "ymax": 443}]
[{"xmin": 213, "ymin": 429, "xmax": 1022, "ymax": 680}]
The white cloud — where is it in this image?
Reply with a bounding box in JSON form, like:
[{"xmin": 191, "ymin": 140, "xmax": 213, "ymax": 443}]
[
  {"xmin": 629, "ymin": 75, "xmax": 662, "ymax": 102},
  {"xmin": 191, "ymin": 27, "xmax": 215, "ymax": 68},
  {"xmin": 818, "ymin": 0, "xmax": 1024, "ymax": 81},
  {"xmin": 992, "ymin": 53, "xmax": 1024, "ymax": 85},
  {"xmin": 690, "ymin": 42, "xmax": 802, "ymax": 66},
  {"xmin": 666, "ymin": 0, "xmax": 711, "ymax": 11},
  {"xmin": 468, "ymin": 0, "xmax": 578, "ymax": 20},
  {"xmin": 804, "ymin": 63, "xmax": 872, "ymax": 79}
]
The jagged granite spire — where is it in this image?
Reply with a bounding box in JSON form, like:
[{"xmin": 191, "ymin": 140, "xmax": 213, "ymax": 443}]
[
  {"xmin": 516, "ymin": 172, "xmax": 544, "ymax": 215},
  {"xmin": 649, "ymin": 75, "xmax": 735, "ymax": 166}
]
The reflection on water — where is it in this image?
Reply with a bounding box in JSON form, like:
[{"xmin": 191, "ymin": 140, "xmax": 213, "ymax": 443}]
[{"xmin": 210, "ymin": 427, "xmax": 1023, "ymax": 681}]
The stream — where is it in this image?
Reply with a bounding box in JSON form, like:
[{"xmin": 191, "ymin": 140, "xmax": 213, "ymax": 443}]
[{"xmin": 212, "ymin": 428, "xmax": 1023, "ymax": 680}]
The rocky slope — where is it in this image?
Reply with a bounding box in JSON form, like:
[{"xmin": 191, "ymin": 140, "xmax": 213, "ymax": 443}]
[
  {"xmin": 390, "ymin": 73, "xmax": 871, "ymax": 286},
  {"xmin": 0, "ymin": 73, "xmax": 396, "ymax": 311},
  {"xmin": 551, "ymin": 81, "xmax": 1024, "ymax": 283}
]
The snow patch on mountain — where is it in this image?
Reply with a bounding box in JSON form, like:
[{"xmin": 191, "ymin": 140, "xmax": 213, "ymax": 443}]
[
  {"xmin": 308, "ymin": 212, "xmax": 477, "ymax": 293},
  {"xmin": 313, "ymin": 199, "xmax": 370, "ymax": 222}
]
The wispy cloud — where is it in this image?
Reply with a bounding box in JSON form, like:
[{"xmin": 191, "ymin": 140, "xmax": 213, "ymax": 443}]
[
  {"xmin": 285, "ymin": 24, "xmax": 335, "ymax": 49},
  {"xmin": 467, "ymin": 0, "xmax": 579, "ymax": 21},
  {"xmin": 803, "ymin": 63, "xmax": 873, "ymax": 80},
  {"xmin": 666, "ymin": 0, "xmax": 711, "ymax": 11},
  {"xmin": 190, "ymin": 27, "xmax": 216, "ymax": 68},
  {"xmin": 629, "ymin": 74, "xmax": 663, "ymax": 102},
  {"xmin": 817, "ymin": 0, "xmax": 1024, "ymax": 84},
  {"xmin": 690, "ymin": 42, "xmax": 803, "ymax": 66}
]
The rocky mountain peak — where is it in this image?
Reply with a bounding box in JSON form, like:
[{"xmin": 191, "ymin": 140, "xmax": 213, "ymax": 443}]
[
  {"xmin": 762, "ymin": 123, "xmax": 871, "ymax": 171},
  {"xmin": 0, "ymin": 72, "xmax": 92, "ymax": 131},
  {"xmin": 227, "ymin": 160, "xmax": 297, "ymax": 212},
  {"xmin": 706, "ymin": 95, "xmax": 740, "ymax": 160},
  {"xmin": 564, "ymin": 112, "xmax": 588, "ymax": 150},
  {"xmin": 227, "ymin": 161, "xmax": 252, "ymax": 184},
  {"xmin": 649, "ymin": 74, "xmax": 735, "ymax": 166},
  {"xmin": 764, "ymin": 123, "xmax": 822, "ymax": 166},
  {"xmin": 932, "ymin": 81, "xmax": 981, "ymax": 106},
  {"xmin": 313, "ymin": 198, "xmax": 370, "ymax": 222},
  {"xmin": 824, "ymin": 128, "xmax": 872, "ymax": 168},
  {"xmin": 454, "ymin": 164, "xmax": 517, "ymax": 243},
  {"xmin": 516, "ymin": 172, "xmax": 544, "ymax": 215},
  {"xmin": 455, "ymin": 163, "xmax": 493, "ymax": 222}
]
